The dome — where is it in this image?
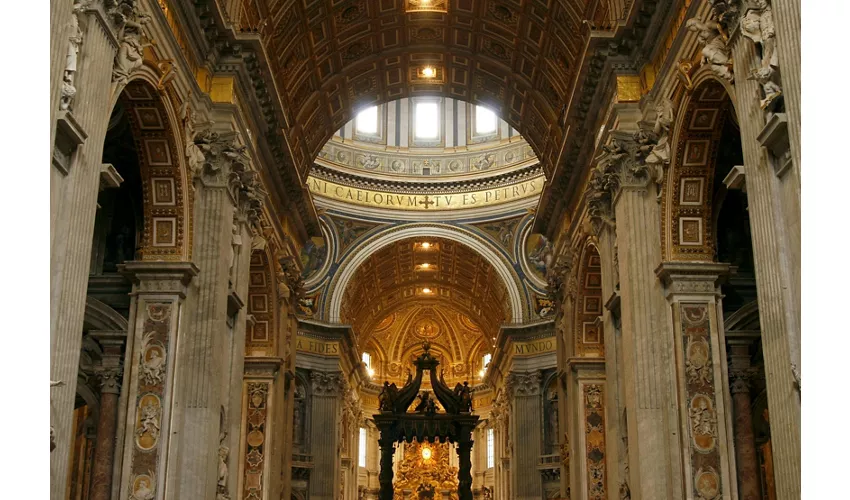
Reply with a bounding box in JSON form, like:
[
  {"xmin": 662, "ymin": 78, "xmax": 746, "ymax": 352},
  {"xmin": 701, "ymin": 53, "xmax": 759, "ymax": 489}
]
[{"xmin": 307, "ymin": 97, "xmax": 545, "ymax": 213}]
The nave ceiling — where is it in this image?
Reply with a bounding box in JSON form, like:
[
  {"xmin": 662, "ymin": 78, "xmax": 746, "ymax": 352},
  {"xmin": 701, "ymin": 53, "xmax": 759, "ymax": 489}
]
[{"xmin": 263, "ymin": 0, "xmax": 593, "ymax": 178}]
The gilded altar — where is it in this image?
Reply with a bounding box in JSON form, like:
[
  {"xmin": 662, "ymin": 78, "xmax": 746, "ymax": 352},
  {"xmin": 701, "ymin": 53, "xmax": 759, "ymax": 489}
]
[{"xmin": 394, "ymin": 440, "xmax": 459, "ymax": 500}]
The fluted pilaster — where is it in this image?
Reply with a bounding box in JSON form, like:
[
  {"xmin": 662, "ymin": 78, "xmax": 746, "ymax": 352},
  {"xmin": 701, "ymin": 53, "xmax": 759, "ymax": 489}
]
[
  {"xmin": 50, "ymin": 9, "xmax": 119, "ymax": 499},
  {"xmin": 507, "ymin": 371, "xmax": 543, "ymax": 500},
  {"xmin": 731, "ymin": 34, "xmax": 801, "ymax": 500},
  {"xmin": 309, "ymin": 371, "xmax": 345, "ymax": 500}
]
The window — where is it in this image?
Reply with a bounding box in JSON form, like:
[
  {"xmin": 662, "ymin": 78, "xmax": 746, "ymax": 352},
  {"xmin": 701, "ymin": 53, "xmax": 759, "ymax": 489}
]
[
  {"xmin": 486, "ymin": 428, "xmax": 495, "ymax": 468},
  {"xmin": 482, "ymin": 353, "xmax": 492, "ymax": 370},
  {"xmin": 359, "ymin": 427, "xmax": 368, "ymax": 467},
  {"xmin": 415, "ymin": 101, "xmax": 440, "ymax": 139},
  {"xmin": 362, "ymin": 352, "xmax": 372, "ymax": 369},
  {"xmin": 356, "ymin": 106, "xmax": 378, "ymax": 135},
  {"xmin": 475, "ymin": 106, "xmax": 498, "ymax": 135}
]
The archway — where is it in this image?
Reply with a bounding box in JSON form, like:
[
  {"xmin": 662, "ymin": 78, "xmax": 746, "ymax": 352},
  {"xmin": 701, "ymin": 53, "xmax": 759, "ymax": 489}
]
[{"xmin": 326, "ymin": 224, "xmax": 527, "ymax": 323}]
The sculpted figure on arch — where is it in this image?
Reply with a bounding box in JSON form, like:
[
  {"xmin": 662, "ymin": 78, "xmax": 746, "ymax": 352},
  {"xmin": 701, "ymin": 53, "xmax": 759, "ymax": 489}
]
[
  {"xmin": 686, "ymin": 17, "xmax": 733, "ymax": 82},
  {"xmin": 741, "ymin": 0, "xmax": 783, "ymax": 108}
]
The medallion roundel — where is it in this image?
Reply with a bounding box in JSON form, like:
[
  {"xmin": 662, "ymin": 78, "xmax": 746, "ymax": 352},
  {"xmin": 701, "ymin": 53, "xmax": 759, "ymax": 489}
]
[{"xmin": 413, "ymin": 318, "xmax": 440, "ymax": 339}]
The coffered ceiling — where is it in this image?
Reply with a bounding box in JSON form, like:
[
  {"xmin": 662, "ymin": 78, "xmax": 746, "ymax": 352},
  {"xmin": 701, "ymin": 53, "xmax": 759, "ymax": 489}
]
[
  {"xmin": 339, "ymin": 237, "xmax": 511, "ymax": 341},
  {"xmin": 264, "ymin": 0, "xmax": 591, "ymax": 176}
]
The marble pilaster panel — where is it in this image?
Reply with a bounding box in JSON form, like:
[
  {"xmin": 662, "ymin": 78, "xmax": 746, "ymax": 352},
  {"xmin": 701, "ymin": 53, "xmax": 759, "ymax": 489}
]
[
  {"xmin": 657, "ymin": 262, "xmax": 735, "ymax": 500},
  {"xmin": 115, "ymin": 261, "xmax": 198, "ymax": 500},
  {"xmin": 239, "ymin": 357, "xmax": 282, "ymax": 500}
]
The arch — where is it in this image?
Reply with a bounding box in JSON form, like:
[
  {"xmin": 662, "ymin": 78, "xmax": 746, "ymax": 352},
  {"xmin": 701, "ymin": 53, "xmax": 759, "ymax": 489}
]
[
  {"xmin": 107, "ymin": 75, "xmax": 193, "ymax": 261},
  {"xmin": 247, "ymin": 248, "xmax": 279, "ymax": 357},
  {"xmin": 662, "ymin": 74, "xmax": 738, "ymax": 261},
  {"xmin": 572, "ymin": 240, "xmax": 604, "ymax": 358},
  {"xmin": 325, "ymin": 224, "xmax": 526, "ymax": 323},
  {"xmin": 83, "ymin": 297, "xmax": 129, "ymax": 332}
]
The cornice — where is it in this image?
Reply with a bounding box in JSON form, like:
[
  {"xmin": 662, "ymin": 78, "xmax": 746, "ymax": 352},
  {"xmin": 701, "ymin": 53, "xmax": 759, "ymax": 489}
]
[{"xmin": 309, "ymin": 163, "xmax": 544, "ymax": 195}]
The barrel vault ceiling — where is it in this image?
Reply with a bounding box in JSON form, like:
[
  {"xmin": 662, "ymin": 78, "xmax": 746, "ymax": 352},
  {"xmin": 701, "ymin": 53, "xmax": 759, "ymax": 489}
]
[
  {"xmin": 339, "ymin": 237, "xmax": 511, "ymax": 344},
  {"xmin": 262, "ymin": 0, "xmax": 592, "ymax": 178}
]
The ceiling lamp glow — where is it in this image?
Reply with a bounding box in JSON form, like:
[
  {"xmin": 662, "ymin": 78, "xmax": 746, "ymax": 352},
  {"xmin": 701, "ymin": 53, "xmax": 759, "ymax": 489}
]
[
  {"xmin": 405, "ymin": 0, "xmax": 447, "ymax": 14},
  {"xmin": 420, "ymin": 66, "xmax": 436, "ymax": 78},
  {"xmin": 422, "ymin": 287, "xmax": 432, "ymax": 294}
]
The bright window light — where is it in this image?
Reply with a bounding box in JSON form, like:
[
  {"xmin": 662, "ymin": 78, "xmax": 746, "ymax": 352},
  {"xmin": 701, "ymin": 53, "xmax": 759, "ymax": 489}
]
[
  {"xmin": 482, "ymin": 353, "xmax": 492, "ymax": 369},
  {"xmin": 486, "ymin": 428, "xmax": 495, "ymax": 468},
  {"xmin": 475, "ymin": 106, "xmax": 497, "ymax": 135},
  {"xmin": 359, "ymin": 427, "xmax": 368, "ymax": 467},
  {"xmin": 415, "ymin": 102, "xmax": 439, "ymax": 139},
  {"xmin": 356, "ymin": 106, "xmax": 378, "ymax": 135},
  {"xmin": 362, "ymin": 352, "xmax": 372, "ymax": 369}
]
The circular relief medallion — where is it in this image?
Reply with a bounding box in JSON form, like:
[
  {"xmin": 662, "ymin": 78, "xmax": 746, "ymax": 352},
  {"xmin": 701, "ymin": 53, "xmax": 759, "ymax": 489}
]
[
  {"xmin": 504, "ymin": 151, "xmax": 515, "ymax": 163},
  {"xmin": 413, "ymin": 319, "xmax": 440, "ymax": 339},
  {"xmin": 694, "ymin": 468, "xmax": 720, "ymax": 498},
  {"xmin": 391, "ymin": 160, "xmax": 404, "ymax": 172},
  {"xmin": 247, "ymin": 429, "xmax": 265, "ymax": 448},
  {"xmin": 689, "ymin": 394, "xmax": 717, "ymax": 452},
  {"xmin": 448, "ymin": 160, "xmax": 461, "ymax": 172},
  {"xmin": 134, "ymin": 393, "xmax": 162, "ymax": 451},
  {"xmin": 147, "ymin": 304, "xmax": 171, "ymax": 322},
  {"xmin": 131, "ymin": 473, "xmax": 156, "ymax": 499}
]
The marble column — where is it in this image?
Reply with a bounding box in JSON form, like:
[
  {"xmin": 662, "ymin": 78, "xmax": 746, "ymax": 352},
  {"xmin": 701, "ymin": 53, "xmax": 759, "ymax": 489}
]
[
  {"xmin": 50, "ymin": 9, "xmax": 119, "ymax": 498},
  {"xmin": 507, "ymin": 371, "xmax": 543, "ymax": 500},
  {"xmin": 590, "ymin": 130, "xmax": 684, "ymax": 500},
  {"xmin": 728, "ymin": 341, "xmax": 762, "ymax": 500},
  {"xmin": 730, "ymin": 29, "xmax": 801, "ymax": 500},
  {"xmin": 116, "ymin": 261, "xmax": 198, "ymax": 500},
  {"xmin": 309, "ymin": 371, "xmax": 345, "ymax": 500},
  {"xmin": 89, "ymin": 332, "xmax": 125, "ymax": 500},
  {"xmin": 656, "ymin": 262, "xmax": 736, "ymax": 500}
]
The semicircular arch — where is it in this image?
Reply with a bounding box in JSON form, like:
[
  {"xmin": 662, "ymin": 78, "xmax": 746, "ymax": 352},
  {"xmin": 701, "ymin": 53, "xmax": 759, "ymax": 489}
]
[{"xmin": 325, "ymin": 224, "xmax": 526, "ymax": 323}]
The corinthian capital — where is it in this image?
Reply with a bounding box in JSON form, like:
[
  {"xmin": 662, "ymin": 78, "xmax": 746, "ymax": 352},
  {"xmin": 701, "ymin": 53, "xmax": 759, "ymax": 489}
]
[
  {"xmin": 277, "ymin": 254, "xmax": 305, "ymax": 301},
  {"xmin": 311, "ymin": 371, "xmax": 345, "ymax": 396},
  {"xmin": 545, "ymin": 248, "xmax": 575, "ymax": 306},
  {"xmin": 94, "ymin": 366, "xmax": 124, "ymax": 394},
  {"xmin": 191, "ymin": 129, "xmax": 250, "ymax": 188},
  {"xmin": 506, "ymin": 370, "xmax": 542, "ymax": 397},
  {"xmin": 585, "ymin": 132, "xmax": 653, "ymax": 228},
  {"xmin": 232, "ymin": 168, "xmax": 266, "ymax": 225}
]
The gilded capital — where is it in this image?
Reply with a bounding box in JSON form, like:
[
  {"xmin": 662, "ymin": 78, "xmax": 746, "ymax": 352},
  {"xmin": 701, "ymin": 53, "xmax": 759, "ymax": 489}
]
[{"xmin": 95, "ymin": 366, "xmax": 124, "ymax": 395}]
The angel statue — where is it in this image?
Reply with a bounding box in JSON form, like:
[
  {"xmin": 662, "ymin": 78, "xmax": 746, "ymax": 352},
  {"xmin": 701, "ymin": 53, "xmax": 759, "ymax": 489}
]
[{"xmin": 686, "ymin": 18, "xmax": 733, "ymax": 81}]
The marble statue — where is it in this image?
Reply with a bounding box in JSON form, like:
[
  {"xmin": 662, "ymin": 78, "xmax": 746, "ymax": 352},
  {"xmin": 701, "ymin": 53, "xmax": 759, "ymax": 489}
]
[
  {"xmin": 61, "ymin": 2, "xmax": 86, "ymax": 110},
  {"xmin": 649, "ymin": 99, "xmax": 674, "ymax": 195},
  {"xmin": 113, "ymin": 8, "xmax": 153, "ymax": 85},
  {"xmin": 50, "ymin": 380, "xmax": 64, "ymax": 452},
  {"xmin": 686, "ymin": 18, "xmax": 733, "ymax": 81},
  {"xmin": 741, "ymin": 0, "xmax": 782, "ymax": 108},
  {"xmin": 216, "ymin": 445, "xmax": 230, "ymax": 500}
]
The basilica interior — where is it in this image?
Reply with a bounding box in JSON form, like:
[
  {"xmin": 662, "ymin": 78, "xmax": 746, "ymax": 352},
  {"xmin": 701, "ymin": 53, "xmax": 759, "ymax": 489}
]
[{"xmin": 49, "ymin": 1, "xmax": 801, "ymax": 499}]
